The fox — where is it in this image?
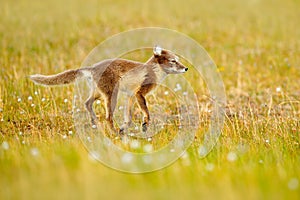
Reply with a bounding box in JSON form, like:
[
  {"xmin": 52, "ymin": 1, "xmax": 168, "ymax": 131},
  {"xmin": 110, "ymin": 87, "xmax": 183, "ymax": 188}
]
[{"xmin": 29, "ymin": 46, "xmax": 188, "ymax": 135}]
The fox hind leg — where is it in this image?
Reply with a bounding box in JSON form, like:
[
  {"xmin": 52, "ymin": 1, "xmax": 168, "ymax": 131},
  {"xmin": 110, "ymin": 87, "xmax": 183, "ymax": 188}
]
[
  {"xmin": 119, "ymin": 95, "xmax": 134, "ymax": 134},
  {"xmin": 104, "ymin": 88, "xmax": 119, "ymax": 133},
  {"xmin": 85, "ymin": 92, "xmax": 100, "ymax": 126}
]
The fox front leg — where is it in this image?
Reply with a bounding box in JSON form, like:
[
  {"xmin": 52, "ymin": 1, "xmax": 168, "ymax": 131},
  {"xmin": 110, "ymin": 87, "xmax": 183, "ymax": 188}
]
[{"xmin": 136, "ymin": 93, "xmax": 150, "ymax": 132}]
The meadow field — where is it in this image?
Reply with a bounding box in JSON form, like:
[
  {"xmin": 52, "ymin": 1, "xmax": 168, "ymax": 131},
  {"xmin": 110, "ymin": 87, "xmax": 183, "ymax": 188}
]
[{"xmin": 0, "ymin": 0, "xmax": 299, "ymax": 199}]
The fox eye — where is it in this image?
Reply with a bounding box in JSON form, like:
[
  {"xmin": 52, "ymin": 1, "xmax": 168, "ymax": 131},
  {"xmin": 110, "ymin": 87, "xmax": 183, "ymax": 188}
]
[{"xmin": 169, "ymin": 59, "xmax": 177, "ymax": 63}]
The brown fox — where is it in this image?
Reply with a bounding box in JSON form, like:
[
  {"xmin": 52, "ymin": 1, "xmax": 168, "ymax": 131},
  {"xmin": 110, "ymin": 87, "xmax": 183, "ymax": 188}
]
[{"xmin": 29, "ymin": 46, "xmax": 188, "ymax": 134}]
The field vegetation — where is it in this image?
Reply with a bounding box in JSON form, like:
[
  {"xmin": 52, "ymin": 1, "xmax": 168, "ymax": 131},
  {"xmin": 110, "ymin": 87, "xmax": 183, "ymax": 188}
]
[{"xmin": 0, "ymin": 0, "xmax": 299, "ymax": 199}]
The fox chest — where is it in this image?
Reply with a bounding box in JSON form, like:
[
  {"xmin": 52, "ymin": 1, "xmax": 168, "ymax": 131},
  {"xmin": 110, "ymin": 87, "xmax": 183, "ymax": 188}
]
[{"xmin": 119, "ymin": 67, "xmax": 148, "ymax": 95}]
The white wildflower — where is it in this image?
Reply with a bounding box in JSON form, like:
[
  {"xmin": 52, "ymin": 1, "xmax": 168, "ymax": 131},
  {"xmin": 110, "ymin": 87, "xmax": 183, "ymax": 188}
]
[
  {"xmin": 130, "ymin": 140, "xmax": 140, "ymax": 149},
  {"xmin": 276, "ymin": 87, "xmax": 281, "ymax": 92},
  {"xmin": 2, "ymin": 141, "xmax": 9, "ymax": 150},
  {"xmin": 87, "ymin": 136, "xmax": 92, "ymax": 142},
  {"xmin": 205, "ymin": 163, "xmax": 215, "ymax": 171},
  {"xmin": 227, "ymin": 151, "xmax": 237, "ymax": 162},
  {"xmin": 288, "ymin": 178, "xmax": 299, "ymax": 190},
  {"xmin": 122, "ymin": 153, "xmax": 133, "ymax": 164},
  {"xmin": 143, "ymin": 144, "xmax": 153, "ymax": 153},
  {"xmin": 265, "ymin": 139, "xmax": 270, "ymax": 143},
  {"xmin": 198, "ymin": 146, "xmax": 207, "ymax": 157},
  {"xmin": 30, "ymin": 148, "xmax": 39, "ymax": 156}
]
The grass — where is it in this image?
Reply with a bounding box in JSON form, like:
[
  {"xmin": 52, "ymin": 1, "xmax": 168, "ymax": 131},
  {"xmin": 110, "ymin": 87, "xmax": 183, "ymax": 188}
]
[{"xmin": 0, "ymin": 0, "xmax": 299, "ymax": 199}]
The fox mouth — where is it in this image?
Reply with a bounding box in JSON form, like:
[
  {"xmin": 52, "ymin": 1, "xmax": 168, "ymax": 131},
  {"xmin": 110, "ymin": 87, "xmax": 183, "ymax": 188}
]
[
  {"xmin": 166, "ymin": 67, "xmax": 188, "ymax": 74},
  {"xmin": 177, "ymin": 68, "xmax": 188, "ymax": 73}
]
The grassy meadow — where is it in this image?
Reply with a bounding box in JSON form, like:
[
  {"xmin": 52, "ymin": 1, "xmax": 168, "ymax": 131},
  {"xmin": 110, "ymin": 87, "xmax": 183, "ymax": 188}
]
[{"xmin": 0, "ymin": 0, "xmax": 300, "ymax": 199}]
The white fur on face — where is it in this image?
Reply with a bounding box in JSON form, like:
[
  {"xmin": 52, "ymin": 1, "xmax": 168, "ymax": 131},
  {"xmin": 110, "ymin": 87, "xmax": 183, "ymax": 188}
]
[
  {"xmin": 176, "ymin": 68, "xmax": 187, "ymax": 73},
  {"xmin": 168, "ymin": 55, "xmax": 179, "ymax": 63},
  {"xmin": 164, "ymin": 56, "xmax": 186, "ymax": 74},
  {"xmin": 162, "ymin": 65, "xmax": 185, "ymax": 74},
  {"xmin": 174, "ymin": 56, "xmax": 179, "ymax": 62}
]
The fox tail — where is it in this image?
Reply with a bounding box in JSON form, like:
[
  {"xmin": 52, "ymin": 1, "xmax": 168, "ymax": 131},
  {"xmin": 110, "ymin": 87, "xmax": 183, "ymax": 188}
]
[{"xmin": 29, "ymin": 69, "xmax": 84, "ymax": 86}]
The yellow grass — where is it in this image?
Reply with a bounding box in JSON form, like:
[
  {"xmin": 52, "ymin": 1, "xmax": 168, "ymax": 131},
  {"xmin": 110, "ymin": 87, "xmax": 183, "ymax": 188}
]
[{"xmin": 0, "ymin": 0, "xmax": 299, "ymax": 199}]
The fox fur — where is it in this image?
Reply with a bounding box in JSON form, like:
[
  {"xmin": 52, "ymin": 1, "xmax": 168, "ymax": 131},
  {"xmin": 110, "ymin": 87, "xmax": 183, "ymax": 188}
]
[{"xmin": 29, "ymin": 46, "xmax": 188, "ymax": 134}]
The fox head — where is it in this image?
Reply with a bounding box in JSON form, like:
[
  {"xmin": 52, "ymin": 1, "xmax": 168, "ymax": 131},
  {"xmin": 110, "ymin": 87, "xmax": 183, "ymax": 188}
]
[{"xmin": 153, "ymin": 46, "xmax": 188, "ymax": 74}]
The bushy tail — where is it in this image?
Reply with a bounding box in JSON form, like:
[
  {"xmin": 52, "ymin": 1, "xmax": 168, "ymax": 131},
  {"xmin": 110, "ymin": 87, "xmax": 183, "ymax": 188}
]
[{"xmin": 29, "ymin": 69, "xmax": 83, "ymax": 86}]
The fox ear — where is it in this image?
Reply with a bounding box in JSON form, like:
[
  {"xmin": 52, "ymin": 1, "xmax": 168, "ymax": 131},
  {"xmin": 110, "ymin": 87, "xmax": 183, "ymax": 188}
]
[{"xmin": 153, "ymin": 45, "xmax": 162, "ymax": 56}]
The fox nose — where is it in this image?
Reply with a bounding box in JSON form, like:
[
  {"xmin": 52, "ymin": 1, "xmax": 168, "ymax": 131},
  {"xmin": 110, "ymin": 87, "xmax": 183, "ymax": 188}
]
[{"xmin": 185, "ymin": 68, "xmax": 188, "ymax": 72}]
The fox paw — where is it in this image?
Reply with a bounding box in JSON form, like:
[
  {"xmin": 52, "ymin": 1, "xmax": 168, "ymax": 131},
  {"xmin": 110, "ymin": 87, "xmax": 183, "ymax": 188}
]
[
  {"xmin": 142, "ymin": 122, "xmax": 148, "ymax": 132},
  {"xmin": 119, "ymin": 128, "xmax": 125, "ymax": 135}
]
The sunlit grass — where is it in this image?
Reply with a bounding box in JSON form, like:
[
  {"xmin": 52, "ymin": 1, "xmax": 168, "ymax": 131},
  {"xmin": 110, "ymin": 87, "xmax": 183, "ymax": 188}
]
[{"xmin": 1, "ymin": 0, "xmax": 300, "ymax": 199}]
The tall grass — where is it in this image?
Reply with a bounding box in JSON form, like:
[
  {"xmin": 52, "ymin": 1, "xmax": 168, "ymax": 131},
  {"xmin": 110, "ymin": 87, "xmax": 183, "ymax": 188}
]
[{"xmin": 0, "ymin": 0, "xmax": 299, "ymax": 199}]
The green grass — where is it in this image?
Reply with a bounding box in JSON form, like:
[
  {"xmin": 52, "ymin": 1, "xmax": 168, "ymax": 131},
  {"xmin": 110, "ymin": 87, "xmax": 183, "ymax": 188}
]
[{"xmin": 0, "ymin": 0, "xmax": 300, "ymax": 199}]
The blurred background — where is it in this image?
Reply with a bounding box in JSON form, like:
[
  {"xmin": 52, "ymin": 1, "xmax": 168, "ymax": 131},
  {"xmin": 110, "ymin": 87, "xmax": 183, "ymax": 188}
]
[{"xmin": 0, "ymin": 0, "xmax": 299, "ymax": 199}]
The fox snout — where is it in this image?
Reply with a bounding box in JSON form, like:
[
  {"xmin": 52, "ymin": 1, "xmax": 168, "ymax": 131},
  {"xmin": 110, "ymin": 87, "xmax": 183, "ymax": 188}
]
[
  {"xmin": 177, "ymin": 64, "xmax": 188, "ymax": 73},
  {"xmin": 162, "ymin": 61, "xmax": 188, "ymax": 74}
]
